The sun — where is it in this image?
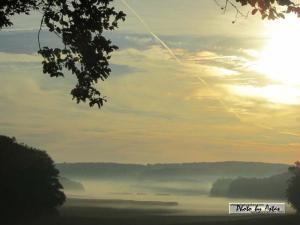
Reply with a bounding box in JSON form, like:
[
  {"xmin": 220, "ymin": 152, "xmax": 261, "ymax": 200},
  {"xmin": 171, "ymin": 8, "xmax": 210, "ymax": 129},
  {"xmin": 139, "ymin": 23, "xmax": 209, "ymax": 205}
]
[
  {"xmin": 255, "ymin": 15, "xmax": 300, "ymax": 85},
  {"xmin": 234, "ymin": 15, "xmax": 300, "ymax": 105}
]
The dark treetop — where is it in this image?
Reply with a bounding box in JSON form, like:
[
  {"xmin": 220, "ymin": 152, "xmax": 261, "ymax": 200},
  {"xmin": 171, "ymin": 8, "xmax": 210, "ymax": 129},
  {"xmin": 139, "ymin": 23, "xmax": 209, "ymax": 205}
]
[
  {"xmin": 0, "ymin": 0, "xmax": 126, "ymax": 108},
  {"xmin": 0, "ymin": 135, "xmax": 65, "ymax": 222}
]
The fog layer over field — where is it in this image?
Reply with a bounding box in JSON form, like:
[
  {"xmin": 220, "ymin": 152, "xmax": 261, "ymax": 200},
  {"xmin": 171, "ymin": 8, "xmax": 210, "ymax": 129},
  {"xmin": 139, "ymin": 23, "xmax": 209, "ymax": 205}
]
[{"xmin": 59, "ymin": 162, "xmax": 295, "ymax": 215}]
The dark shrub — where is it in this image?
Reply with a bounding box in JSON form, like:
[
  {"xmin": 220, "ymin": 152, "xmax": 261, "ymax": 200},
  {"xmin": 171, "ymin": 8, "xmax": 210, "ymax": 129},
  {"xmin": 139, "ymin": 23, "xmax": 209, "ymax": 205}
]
[
  {"xmin": 0, "ymin": 135, "xmax": 65, "ymax": 222},
  {"xmin": 287, "ymin": 161, "xmax": 300, "ymax": 213}
]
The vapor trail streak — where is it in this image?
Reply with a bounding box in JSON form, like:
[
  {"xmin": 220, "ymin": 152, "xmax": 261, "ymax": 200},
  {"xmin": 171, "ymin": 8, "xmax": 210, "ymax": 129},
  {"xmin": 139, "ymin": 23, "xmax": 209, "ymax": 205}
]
[
  {"xmin": 120, "ymin": 0, "xmax": 181, "ymax": 63},
  {"xmin": 120, "ymin": 0, "xmax": 299, "ymax": 139}
]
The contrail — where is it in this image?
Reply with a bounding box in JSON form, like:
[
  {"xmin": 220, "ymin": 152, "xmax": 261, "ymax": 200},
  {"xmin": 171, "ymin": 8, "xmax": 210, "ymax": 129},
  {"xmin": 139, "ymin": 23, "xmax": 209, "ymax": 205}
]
[
  {"xmin": 120, "ymin": 0, "xmax": 300, "ymax": 139},
  {"xmin": 120, "ymin": 0, "xmax": 238, "ymax": 120},
  {"xmin": 120, "ymin": 0, "xmax": 210, "ymax": 87},
  {"xmin": 120, "ymin": 0, "xmax": 181, "ymax": 63}
]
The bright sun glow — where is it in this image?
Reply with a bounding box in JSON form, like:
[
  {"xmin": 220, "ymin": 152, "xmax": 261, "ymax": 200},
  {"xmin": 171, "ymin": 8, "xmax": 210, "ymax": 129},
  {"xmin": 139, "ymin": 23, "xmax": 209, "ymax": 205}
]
[
  {"xmin": 236, "ymin": 15, "xmax": 300, "ymax": 105},
  {"xmin": 232, "ymin": 85, "xmax": 300, "ymax": 105},
  {"xmin": 256, "ymin": 15, "xmax": 300, "ymax": 85}
]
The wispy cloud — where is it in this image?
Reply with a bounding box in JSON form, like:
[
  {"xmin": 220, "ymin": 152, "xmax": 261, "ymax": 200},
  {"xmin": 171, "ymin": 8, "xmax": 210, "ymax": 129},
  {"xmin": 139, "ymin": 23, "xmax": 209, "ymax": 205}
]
[{"xmin": 0, "ymin": 1, "xmax": 299, "ymax": 163}]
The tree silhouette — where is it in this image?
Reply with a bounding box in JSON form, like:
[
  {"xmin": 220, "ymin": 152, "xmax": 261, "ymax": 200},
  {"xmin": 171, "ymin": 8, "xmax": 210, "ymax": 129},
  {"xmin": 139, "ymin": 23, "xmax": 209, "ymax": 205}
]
[
  {"xmin": 217, "ymin": 0, "xmax": 300, "ymax": 22},
  {"xmin": 1, "ymin": 0, "xmax": 300, "ymax": 108},
  {"xmin": 0, "ymin": 135, "xmax": 65, "ymax": 223},
  {"xmin": 0, "ymin": 0, "xmax": 126, "ymax": 108},
  {"xmin": 287, "ymin": 161, "xmax": 300, "ymax": 213}
]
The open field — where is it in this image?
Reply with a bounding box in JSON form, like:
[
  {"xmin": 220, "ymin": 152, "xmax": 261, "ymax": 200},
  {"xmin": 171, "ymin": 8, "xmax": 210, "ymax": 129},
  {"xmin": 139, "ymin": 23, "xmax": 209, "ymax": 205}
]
[
  {"xmin": 25, "ymin": 207, "xmax": 300, "ymax": 225},
  {"xmin": 22, "ymin": 198, "xmax": 300, "ymax": 225}
]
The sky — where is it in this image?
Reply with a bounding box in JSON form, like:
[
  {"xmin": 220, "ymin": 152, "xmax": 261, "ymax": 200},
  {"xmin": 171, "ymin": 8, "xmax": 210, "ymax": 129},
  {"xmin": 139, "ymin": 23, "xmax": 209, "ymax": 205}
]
[{"xmin": 0, "ymin": 0, "xmax": 300, "ymax": 164}]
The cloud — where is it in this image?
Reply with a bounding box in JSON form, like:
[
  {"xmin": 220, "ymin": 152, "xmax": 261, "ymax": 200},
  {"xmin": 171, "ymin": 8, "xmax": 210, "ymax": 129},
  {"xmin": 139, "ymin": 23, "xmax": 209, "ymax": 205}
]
[
  {"xmin": 0, "ymin": 52, "xmax": 41, "ymax": 63},
  {"xmin": 0, "ymin": 24, "xmax": 299, "ymax": 163}
]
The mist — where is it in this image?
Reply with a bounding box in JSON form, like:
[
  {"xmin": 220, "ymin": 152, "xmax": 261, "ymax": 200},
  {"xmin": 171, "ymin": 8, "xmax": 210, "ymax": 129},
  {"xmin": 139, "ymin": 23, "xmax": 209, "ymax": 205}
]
[{"xmin": 59, "ymin": 162, "xmax": 295, "ymax": 215}]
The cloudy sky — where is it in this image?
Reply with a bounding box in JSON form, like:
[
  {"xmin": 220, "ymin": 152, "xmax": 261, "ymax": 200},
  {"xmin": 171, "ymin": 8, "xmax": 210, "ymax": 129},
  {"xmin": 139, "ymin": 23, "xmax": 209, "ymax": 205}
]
[{"xmin": 0, "ymin": 0, "xmax": 300, "ymax": 164}]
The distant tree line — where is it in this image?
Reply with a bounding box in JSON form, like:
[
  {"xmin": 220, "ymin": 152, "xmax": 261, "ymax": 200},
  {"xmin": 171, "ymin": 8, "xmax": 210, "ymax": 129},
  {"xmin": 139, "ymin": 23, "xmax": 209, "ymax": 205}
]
[
  {"xmin": 287, "ymin": 162, "xmax": 300, "ymax": 213},
  {"xmin": 57, "ymin": 161, "xmax": 288, "ymax": 180},
  {"xmin": 210, "ymin": 173, "xmax": 291, "ymax": 199},
  {"xmin": 210, "ymin": 162, "xmax": 300, "ymax": 213}
]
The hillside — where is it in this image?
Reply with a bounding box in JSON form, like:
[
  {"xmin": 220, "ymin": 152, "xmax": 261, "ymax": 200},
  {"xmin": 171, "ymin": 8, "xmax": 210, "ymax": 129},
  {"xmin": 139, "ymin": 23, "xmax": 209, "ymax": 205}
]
[{"xmin": 56, "ymin": 161, "xmax": 289, "ymax": 181}]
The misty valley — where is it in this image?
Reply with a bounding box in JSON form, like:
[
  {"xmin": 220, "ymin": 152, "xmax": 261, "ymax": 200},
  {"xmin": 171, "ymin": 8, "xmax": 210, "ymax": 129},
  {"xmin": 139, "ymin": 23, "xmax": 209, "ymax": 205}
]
[
  {"xmin": 57, "ymin": 161, "xmax": 295, "ymax": 216},
  {"xmin": 1, "ymin": 137, "xmax": 300, "ymax": 225}
]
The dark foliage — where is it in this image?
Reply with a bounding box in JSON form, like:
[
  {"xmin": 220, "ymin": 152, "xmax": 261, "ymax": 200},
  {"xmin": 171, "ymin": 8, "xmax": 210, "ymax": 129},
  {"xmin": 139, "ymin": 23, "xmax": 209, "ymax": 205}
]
[
  {"xmin": 210, "ymin": 172, "xmax": 292, "ymax": 199},
  {"xmin": 0, "ymin": 0, "xmax": 125, "ymax": 108},
  {"xmin": 287, "ymin": 161, "xmax": 300, "ymax": 213},
  {"xmin": 216, "ymin": 0, "xmax": 300, "ymax": 23},
  {"xmin": 227, "ymin": 173, "xmax": 290, "ymax": 199},
  {"xmin": 210, "ymin": 178, "xmax": 233, "ymax": 197},
  {"xmin": 0, "ymin": 135, "xmax": 65, "ymax": 223}
]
